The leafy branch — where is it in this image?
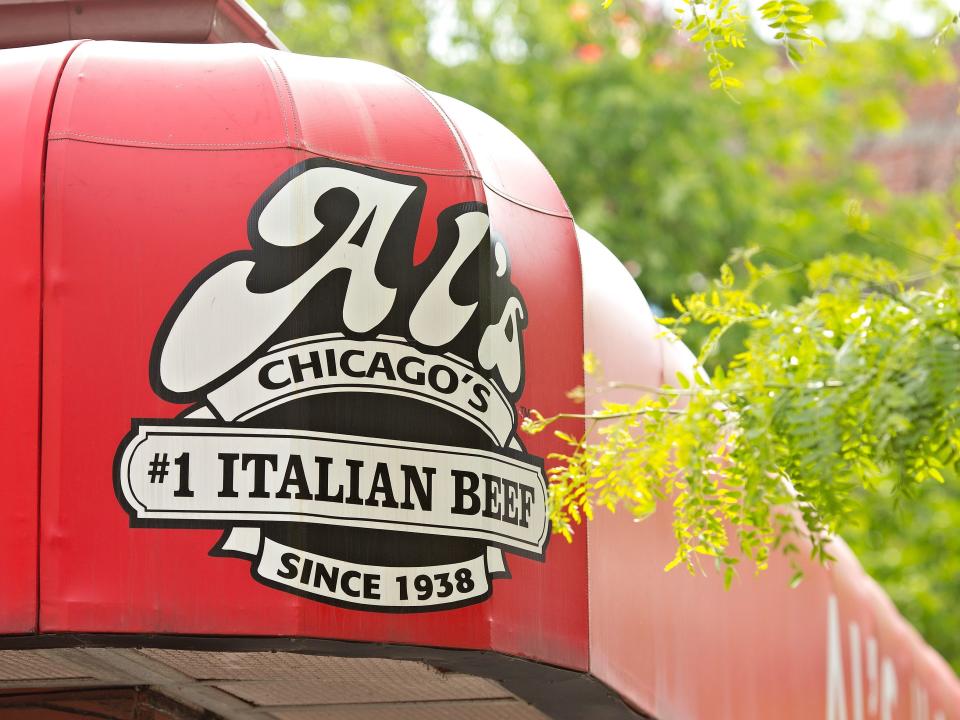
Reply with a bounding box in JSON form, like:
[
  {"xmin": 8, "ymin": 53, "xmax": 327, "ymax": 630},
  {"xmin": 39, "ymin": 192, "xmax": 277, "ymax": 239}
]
[
  {"xmin": 525, "ymin": 246, "xmax": 960, "ymax": 587},
  {"xmin": 606, "ymin": 0, "xmax": 824, "ymax": 93},
  {"xmin": 758, "ymin": 1, "xmax": 824, "ymax": 65},
  {"xmin": 675, "ymin": 0, "xmax": 748, "ymax": 94}
]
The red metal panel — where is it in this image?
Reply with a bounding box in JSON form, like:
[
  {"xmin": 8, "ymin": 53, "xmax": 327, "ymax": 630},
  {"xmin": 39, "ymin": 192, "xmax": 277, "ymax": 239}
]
[
  {"xmin": 274, "ymin": 52, "xmax": 477, "ymax": 185},
  {"xmin": 39, "ymin": 40, "xmax": 588, "ymax": 669},
  {"xmin": 44, "ymin": 42, "xmax": 291, "ymax": 151},
  {"xmin": 430, "ymin": 93, "xmax": 571, "ymax": 220},
  {"xmin": 484, "ymin": 200, "xmax": 586, "ymax": 667},
  {"xmin": 0, "ymin": 40, "xmax": 80, "ymax": 634},
  {"xmin": 580, "ymin": 229, "xmax": 960, "ymax": 719},
  {"xmin": 830, "ymin": 541, "xmax": 960, "ymax": 720},
  {"xmin": 434, "ymin": 94, "xmax": 587, "ymax": 667}
]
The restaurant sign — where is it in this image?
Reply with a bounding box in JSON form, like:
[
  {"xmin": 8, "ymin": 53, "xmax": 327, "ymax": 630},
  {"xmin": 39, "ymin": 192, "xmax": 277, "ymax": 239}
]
[{"xmin": 115, "ymin": 159, "xmax": 548, "ymax": 611}]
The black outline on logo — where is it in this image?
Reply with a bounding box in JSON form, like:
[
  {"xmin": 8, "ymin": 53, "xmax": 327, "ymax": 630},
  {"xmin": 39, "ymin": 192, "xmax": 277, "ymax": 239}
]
[
  {"xmin": 116, "ymin": 157, "xmax": 545, "ymax": 613},
  {"xmin": 210, "ymin": 531, "xmax": 512, "ymax": 615},
  {"xmin": 113, "ymin": 418, "xmax": 550, "ymax": 564}
]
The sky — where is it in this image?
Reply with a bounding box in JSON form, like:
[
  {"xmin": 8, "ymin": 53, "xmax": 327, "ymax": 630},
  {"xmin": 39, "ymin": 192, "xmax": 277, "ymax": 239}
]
[
  {"xmin": 658, "ymin": 0, "xmax": 958, "ymax": 39},
  {"xmin": 824, "ymin": 0, "xmax": 950, "ymax": 38},
  {"xmin": 425, "ymin": 0, "xmax": 960, "ymax": 66}
]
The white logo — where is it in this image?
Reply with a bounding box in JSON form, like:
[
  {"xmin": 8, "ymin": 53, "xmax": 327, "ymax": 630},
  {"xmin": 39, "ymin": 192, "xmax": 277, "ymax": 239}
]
[{"xmin": 115, "ymin": 159, "xmax": 548, "ymax": 611}]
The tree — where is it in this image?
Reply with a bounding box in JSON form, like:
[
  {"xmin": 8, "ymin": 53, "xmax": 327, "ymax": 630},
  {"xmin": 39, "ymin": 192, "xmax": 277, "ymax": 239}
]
[
  {"xmin": 252, "ymin": 0, "xmax": 960, "ymax": 670},
  {"xmin": 528, "ymin": 244, "xmax": 959, "ymax": 584}
]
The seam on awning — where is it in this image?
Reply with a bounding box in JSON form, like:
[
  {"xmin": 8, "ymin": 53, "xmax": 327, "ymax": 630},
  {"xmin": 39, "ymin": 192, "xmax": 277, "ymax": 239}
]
[
  {"xmin": 37, "ymin": 37, "xmax": 90, "ymax": 634},
  {"xmin": 44, "ymin": 135, "xmax": 487, "ymax": 180},
  {"xmin": 482, "ymin": 181, "xmax": 574, "ymax": 220}
]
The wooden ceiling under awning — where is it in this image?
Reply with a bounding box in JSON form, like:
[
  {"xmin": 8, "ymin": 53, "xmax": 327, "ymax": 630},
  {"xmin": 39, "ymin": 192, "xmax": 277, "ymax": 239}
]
[
  {"xmin": 0, "ymin": 648, "xmax": 552, "ymax": 720},
  {"xmin": 0, "ymin": 687, "xmax": 206, "ymax": 720},
  {"xmin": 0, "ymin": 0, "xmax": 285, "ymax": 50}
]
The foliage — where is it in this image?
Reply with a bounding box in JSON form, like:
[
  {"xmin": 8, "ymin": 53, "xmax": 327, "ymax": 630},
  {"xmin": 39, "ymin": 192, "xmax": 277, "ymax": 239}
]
[
  {"xmin": 526, "ymin": 242, "xmax": 959, "ymax": 592},
  {"xmin": 674, "ymin": 0, "xmax": 822, "ymax": 94},
  {"xmin": 675, "ymin": 0, "xmax": 748, "ymax": 93}
]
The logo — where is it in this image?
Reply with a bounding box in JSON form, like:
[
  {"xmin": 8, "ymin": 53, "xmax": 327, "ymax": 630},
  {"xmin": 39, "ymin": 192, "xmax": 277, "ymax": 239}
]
[{"xmin": 114, "ymin": 159, "xmax": 548, "ymax": 611}]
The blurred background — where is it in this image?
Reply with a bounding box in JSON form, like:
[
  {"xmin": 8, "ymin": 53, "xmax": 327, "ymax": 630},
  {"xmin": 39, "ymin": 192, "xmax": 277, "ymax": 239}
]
[{"xmin": 249, "ymin": 0, "xmax": 960, "ymax": 672}]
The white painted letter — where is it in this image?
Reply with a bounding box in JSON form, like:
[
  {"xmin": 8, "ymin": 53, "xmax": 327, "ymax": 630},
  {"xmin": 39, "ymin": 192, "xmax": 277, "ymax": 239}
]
[{"xmin": 827, "ymin": 595, "xmax": 849, "ymax": 720}]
